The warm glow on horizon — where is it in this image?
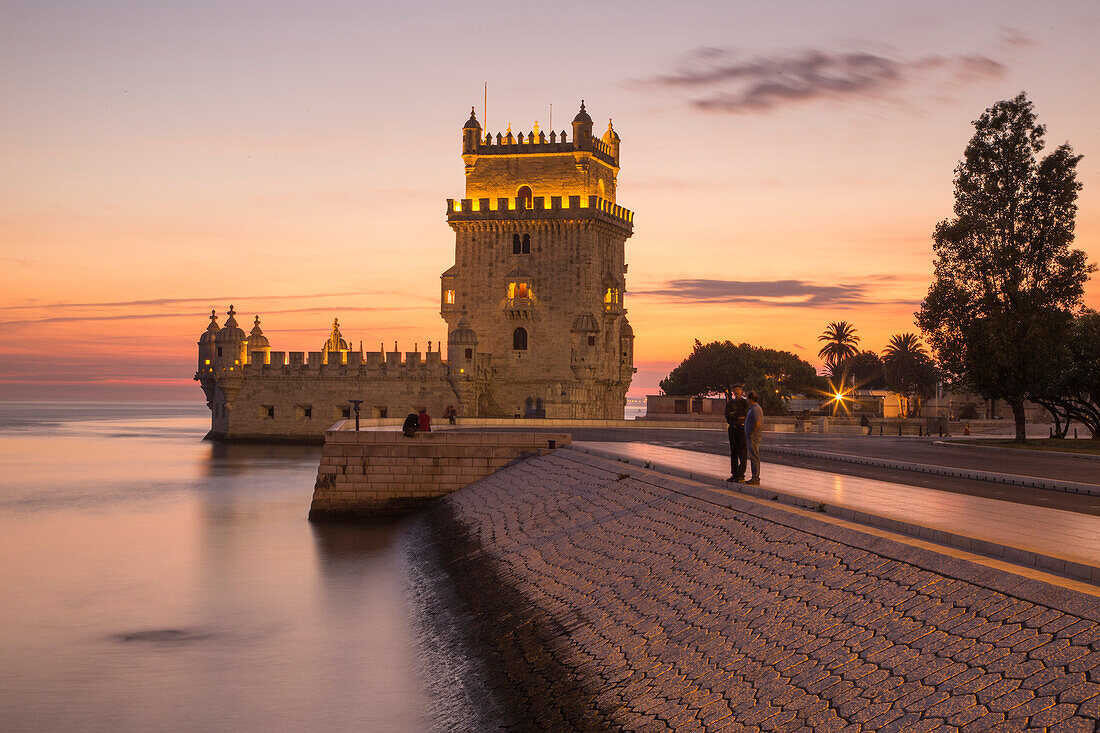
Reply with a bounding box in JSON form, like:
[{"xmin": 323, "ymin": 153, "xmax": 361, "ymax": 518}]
[{"xmin": 2, "ymin": 2, "xmax": 1099, "ymax": 401}]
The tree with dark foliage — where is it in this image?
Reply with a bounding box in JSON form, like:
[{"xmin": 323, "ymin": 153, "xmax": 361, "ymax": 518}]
[
  {"xmin": 1031, "ymin": 310, "xmax": 1100, "ymax": 438},
  {"xmin": 917, "ymin": 93, "xmax": 1094, "ymax": 440},
  {"xmin": 660, "ymin": 340, "xmax": 823, "ymax": 414},
  {"xmin": 830, "ymin": 350, "xmax": 886, "ymax": 390},
  {"xmin": 882, "ymin": 334, "xmax": 937, "ymax": 418}
]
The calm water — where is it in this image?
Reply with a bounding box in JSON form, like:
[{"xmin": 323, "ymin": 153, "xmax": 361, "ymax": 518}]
[{"xmin": 0, "ymin": 403, "xmax": 496, "ymax": 732}]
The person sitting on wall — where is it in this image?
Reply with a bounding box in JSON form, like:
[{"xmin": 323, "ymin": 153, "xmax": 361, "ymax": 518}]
[
  {"xmin": 417, "ymin": 407, "xmax": 432, "ymax": 432},
  {"xmin": 402, "ymin": 412, "xmax": 420, "ymax": 437},
  {"xmin": 444, "ymin": 405, "xmax": 457, "ymax": 425}
]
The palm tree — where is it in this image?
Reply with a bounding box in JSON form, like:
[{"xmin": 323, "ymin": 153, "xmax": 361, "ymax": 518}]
[
  {"xmin": 882, "ymin": 333, "xmax": 933, "ymax": 417},
  {"xmin": 817, "ymin": 321, "xmax": 861, "ymax": 371}
]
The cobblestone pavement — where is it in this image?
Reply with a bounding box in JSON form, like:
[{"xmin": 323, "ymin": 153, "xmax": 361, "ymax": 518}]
[{"xmin": 430, "ymin": 450, "xmax": 1100, "ymax": 732}]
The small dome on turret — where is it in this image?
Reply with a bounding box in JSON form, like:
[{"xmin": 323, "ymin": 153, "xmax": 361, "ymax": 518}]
[
  {"xmin": 571, "ymin": 313, "xmax": 601, "ymax": 333},
  {"xmin": 463, "ymin": 107, "xmax": 482, "ymax": 130},
  {"xmin": 248, "ymin": 316, "xmax": 270, "ymax": 349},
  {"xmin": 448, "ymin": 316, "xmax": 479, "ymax": 345},
  {"xmin": 619, "ymin": 321, "xmax": 634, "ymax": 338},
  {"xmin": 573, "ymin": 100, "xmax": 593, "ymax": 124},
  {"xmin": 199, "ymin": 309, "xmax": 219, "ymax": 344},
  {"xmin": 322, "ymin": 317, "xmax": 349, "ymax": 353},
  {"xmin": 215, "ymin": 305, "xmax": 246, "ymax": 343},
  {"xmin": 603, "ymin": 118, "xmax": 620, "ymax": 142}
]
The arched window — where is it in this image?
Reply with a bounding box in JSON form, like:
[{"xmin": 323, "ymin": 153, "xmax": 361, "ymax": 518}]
[
  {"xmin": 512, "ymin": 233, "xmax": 521, "ymax": 254},
  {"xmin": 513, "ymin": 327, "xmax": 528, "ymax": 351},
  {"xmin": 464, "ymin": 347, "xmax": 473, "ymax": 360},
  {"xmin": 522, "ymin": 233, "xmax": 531, "ymax": 254},
  {"xmin": 517, "ymin": 186, "xmax": 532, "ymax": 208}
]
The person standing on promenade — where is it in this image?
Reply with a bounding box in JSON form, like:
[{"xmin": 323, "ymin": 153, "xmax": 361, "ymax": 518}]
[
  {"xmin": 724, "ymin": 385, "xmax": 749, "ymax": 482},
  {"xmin": 745, "ymin": 391, "xmax": 764, "ymax": 485}
]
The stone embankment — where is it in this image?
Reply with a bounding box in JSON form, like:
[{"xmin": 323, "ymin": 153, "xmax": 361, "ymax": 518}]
[
  {"xmin": 429, "ymin": 448, "xmax": 1100, "ymax": 732},
  {"xmin": 309, "ymin": 429, "xmax": 569, "ymax": 520}
]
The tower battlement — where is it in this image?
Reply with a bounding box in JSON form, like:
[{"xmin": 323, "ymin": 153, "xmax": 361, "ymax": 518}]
[
  {"xmin": 448, "ymin": 195, "xmax": 633, "ymax": 229},
  {"xmin": 469, "ymin": 130, "xmax": 618, "ymax": 166}
]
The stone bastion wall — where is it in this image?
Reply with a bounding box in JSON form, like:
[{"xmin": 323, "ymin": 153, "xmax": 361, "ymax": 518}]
[
  {"xmin": 425, "ymin": 448, "xmax": 1100, "ymax": 731},
  {"xmin": 308, "ymin": 428, "xmax": 571, "ymax": 521}
]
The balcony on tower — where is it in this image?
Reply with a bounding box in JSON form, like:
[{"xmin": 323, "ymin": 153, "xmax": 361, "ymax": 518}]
[{"xmin": 447, "ymin": 194, "xmax": 634, "ymax": 235}]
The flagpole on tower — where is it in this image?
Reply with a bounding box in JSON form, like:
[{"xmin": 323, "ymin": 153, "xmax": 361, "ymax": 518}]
[{"xmin": 483, "ymin": 82, "xmax": 487, "ymax": 130}]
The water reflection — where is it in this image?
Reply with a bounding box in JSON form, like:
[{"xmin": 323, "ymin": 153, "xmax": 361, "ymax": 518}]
[{"xmin": 0, "ymin": 403, "xmax": 437, "ymax": 733}]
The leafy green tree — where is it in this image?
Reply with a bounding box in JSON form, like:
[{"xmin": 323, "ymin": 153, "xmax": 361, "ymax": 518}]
[
  {"xmin": 830, "ymin": 350, "xmax": 885, "ymax": 389},
  {"xmin": 917, "ymin": 93, "xmax": 1094, "ymax": 440},
  {"xmin": 882, "ymin": 333, "xmax": 937, "ymax": 418},
  {"xmin": 1031, "ymin": 310, "xmax": 1100, "ymax": 438},
  {"xmin": 660, "ymin": 340, "xmax": 824, "ymax": 414},
  {"xmin": 817, "ymin": 321, "xmax": 860, "ymax": 371}
]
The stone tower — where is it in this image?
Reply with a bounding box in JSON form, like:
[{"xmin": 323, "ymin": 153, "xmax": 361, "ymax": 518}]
[{"xmin": 443, "ymin": 102, "xmax": 635, "ymax": 418}]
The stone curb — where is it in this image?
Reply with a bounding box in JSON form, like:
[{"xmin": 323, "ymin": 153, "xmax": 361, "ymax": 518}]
[
  {"xmin": 558, "ymin": 448, "xmax": 1100, "ymax": 621},
  {"xmin": 933, "ymin": 439, "xmax": 1100, "ymax": 463},
  {"xmin": 567, "ymin": 445, "xmax": 1100, "ymax": 589},
  {"xmin": 763, "ymin": 444, "xmax": 1100, "ymax": 496}
]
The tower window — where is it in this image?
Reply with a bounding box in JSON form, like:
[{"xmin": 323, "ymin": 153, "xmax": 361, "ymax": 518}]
[
  {"xmin": 512, "ymin": 233, "xmax": 521, "ymax": 254},
  {"xmin": 217, "ymin": 347, "xmax": 223, "ymax": 357},
  {"xmin": 443, "ymin": 289, "xmax": 455, "ymax": 304},
  {"xmin": 517, "ymin": 186, "xmax": 532, "ymax": 208},
  {"xmin": 464, "ymin": 347, "xmax": 473, "ymax": 359},
  {"xmin": 522, "ymin": 233, "xmax": 531, "ymax": 254},
  {"xmin": 588, "ymin": 335, "xmax": 596, "ymax": 346},
  {"xmin": 513, "ymin": 327, "xmax": 528, "ymax": 351},
  {"xmin": 507, "ymin": 282, "xmax": 530, "ymax": 299}
]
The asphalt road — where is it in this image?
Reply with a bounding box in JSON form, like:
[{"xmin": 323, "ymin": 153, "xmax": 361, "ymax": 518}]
[{"xmin": 481, "ymin": 427, "xmax": 1100, "ymax": 516}]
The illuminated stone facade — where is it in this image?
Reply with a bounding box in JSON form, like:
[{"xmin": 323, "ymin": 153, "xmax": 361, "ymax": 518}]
[{"xmin": 196, "ymin": 102, "xmax": 635, "ymax": 439}]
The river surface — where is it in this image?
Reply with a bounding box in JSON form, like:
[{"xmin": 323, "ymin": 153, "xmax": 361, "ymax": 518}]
[{"xmin": 0, "ymin": 402, "xmax": 497, "ymax": 732}]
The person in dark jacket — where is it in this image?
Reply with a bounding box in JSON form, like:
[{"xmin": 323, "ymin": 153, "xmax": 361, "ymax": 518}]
[
  {"xmin": 724, "ymin": 385, "xmax": 748, "ymax": 482},
  {"xmin": 402, "ymin": 412, "xmax": 419, "ymax": 437},
  {"xmin": 745, "ymin": 391, "xmax": 764, "ymax": 485}
]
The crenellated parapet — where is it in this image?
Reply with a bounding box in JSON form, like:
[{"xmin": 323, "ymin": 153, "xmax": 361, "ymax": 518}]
[
  {"xmin": 199, "ymin": 347, "xmax": 452, "ymax": 380},
  {"xmin": 448, "ymin": 195, "xmax": 633, "ymax": 232}
]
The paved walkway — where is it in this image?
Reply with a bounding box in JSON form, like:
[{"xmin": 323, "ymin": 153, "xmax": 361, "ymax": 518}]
[
  {"xmin": 431, "ymin": 450, "xmax": 1100, "ymax": 731},
  {"xmin": 575, "ymin": 442, "xmax": 1100, "ymax": 584}
]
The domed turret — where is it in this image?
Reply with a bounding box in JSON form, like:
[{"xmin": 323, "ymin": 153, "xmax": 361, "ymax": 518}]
[
  {"xmin": 572, "ymin": 100, "xmax": 593, "ymax": 125},
  {"xmin": 322, "ymin": 317, "xmax": 350, "ymax": 356},
  {"xmin": 448, "ymin": 315, "xmax": 478, "ymax": 375},
  {"xmin": 572, "ymin": 100, "xmax": 593, "ymax": 149},
  {"xmin": 247, "ymin": 315, "xmax": 270, "ymax": 365},
  {"xmin": 448, "ymin": 315, "xmax": 479, "ymax": 344},
  {"xmin": 214, "ymin": 305, "xmax": 247, "ymax": 368},
  {"xmin": 197, "ymin": 310, "xmax": 219, "ymax": 373},
  {"xmin": 215, "ymin": 305, "xmax": 246, "ymax": 343},
  {"xmin": 248, "ymin": 315, "xmax": 269, "ymax": 349},
  {"xmin": 199, "ymin": 309, "xmax": 219, "ymax": 344},
  {"xmin": 463, "ymin": 106, "xmax": 482, "ymax": 130},
  {"xmin": 462, "ymin": 106, "xmax": 481, "ymax": 155},
  {"xmin": 601, "ymin": 118, "xmax": 621, "ymax": 163}
]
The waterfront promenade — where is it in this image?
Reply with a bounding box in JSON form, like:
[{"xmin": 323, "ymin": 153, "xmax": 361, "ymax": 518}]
[
  {"xmin": 432, "ymin": 448, "xmax": 1100, "ymax": 731},
  {"xmin": 576, "ymin": 442, "xmax": 1100, "ymax": 587}
]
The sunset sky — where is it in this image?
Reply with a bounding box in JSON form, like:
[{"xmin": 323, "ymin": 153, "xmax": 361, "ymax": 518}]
[{"xmin": 2, "ymin": 0, "xmax": 1099, "ymax": 401}]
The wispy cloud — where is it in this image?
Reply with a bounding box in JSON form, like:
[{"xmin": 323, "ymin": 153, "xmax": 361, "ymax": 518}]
[
  {"xmin": 636, "ymin": 45, "xmax": 1007, "ymax": 114},
  {"xmin": 0, "ymin": 291, "xmax": 410, "ymax": 312},
  {"xmin": 632, "ymin": 278, "xmax": 919, "ymax": 308},
  {"xmin": 0, "ymin": 304, "xmax": 434, "ymax": 329}
]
